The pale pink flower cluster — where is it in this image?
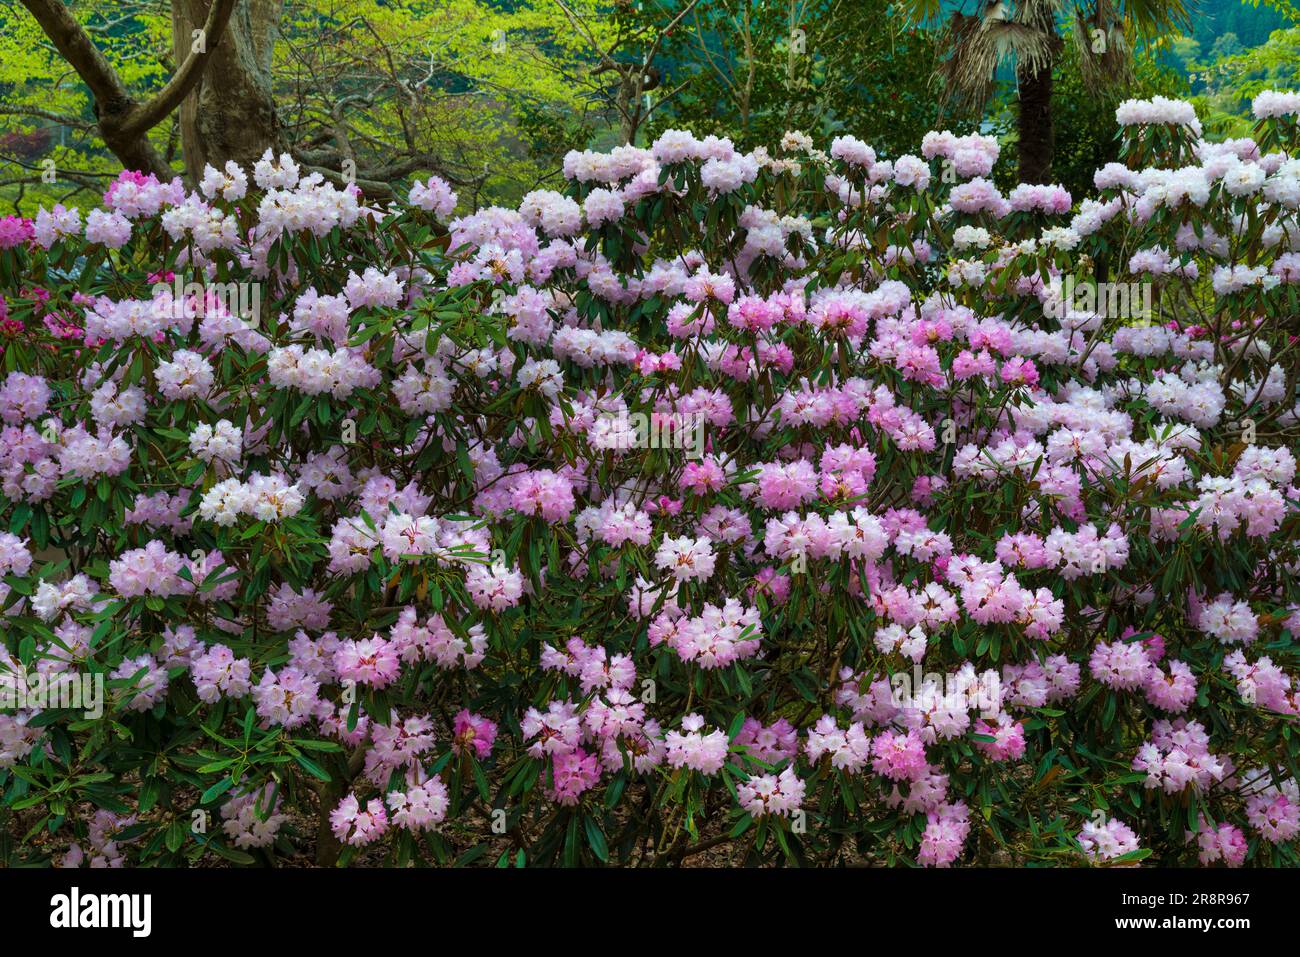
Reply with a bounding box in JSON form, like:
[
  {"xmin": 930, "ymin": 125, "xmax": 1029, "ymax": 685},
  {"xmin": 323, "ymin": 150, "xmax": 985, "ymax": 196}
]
[
  {"xmin": 386, "ymin": 772, "xmax": 450, "ymax": 831},
  {"xmin": 663, "ymin": 713, "xmax": 730, "ymax": 775},
  {"xmin": 330, "ymin": 793, "xmax": 389, "ymax": 846},
  {"xmin": 334, "ymin": 636, "xmax": 401, "ymax": 688},
  {"xmin": 737, "ymin": 767, "xmax": 805, "ymax": 818},
  {"xmin": 1245, "ymin": 780, "xmax": 1300, "ymax": 843},
  {"xmin": 918, "ymin": 802, "xmax": 971, "ymax": 867},
  {"xmin": 191, "ymin": 644, "xmax": 253, "ymax": 703},
  {"xmin": 1193, "ymin": 819, "xmax": 1247, "ymax": 867},
  {"xmin": 1078, "ymin": 817, "xmax": 1141, "ymax": 863},
  {"xmin": 266, "ymin": 345, "xmax": 380, "ymax": 398},
  {"xmin": 389, "ymin": 606, "xmax": 487, "ymax": 670},
  {"xmin": 221, "ymin": 785, "xmax": 288, "ymax": 849},
  {"xmin": 1116, "ymin": 95, "xmax": 1203, "ymax": 133},
  {"xmin": 407, "ymin": 175, "xmax": 457, "ymax": 219},
  {"xmin": 921, "ymin": 130, "xmax": 1000, "ymax": 177},
  {"xmin": 253, "ymin": 667, "xmax": 321, "ymax": 729},
  {"xmin": 108, "ymin": 540, "xmax": 187, "ymax": 598},
  {"xmin": 1225, "ymin": 650, "xmax": 1298, "ymax": 714},
  {"xmin": 198, "ymin": 473, "xmax": 305, "ymax": 525},
  {"xmin": 648, "ymin": 599, "xmax": 763, "ymax": 668},
  {"xmin": 1132, "ymin": 719, "xmax": 1228, "ymax": 793},
  {"xmin": 112, "ymin": 654, "xmax": 170, "ymax": 711}
]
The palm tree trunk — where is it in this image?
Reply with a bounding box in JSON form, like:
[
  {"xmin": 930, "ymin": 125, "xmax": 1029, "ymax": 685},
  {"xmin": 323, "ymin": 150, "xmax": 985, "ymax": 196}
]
[{"xmin": 1016, "ymin": 56, "xmax": 1054, "ymax": 184}]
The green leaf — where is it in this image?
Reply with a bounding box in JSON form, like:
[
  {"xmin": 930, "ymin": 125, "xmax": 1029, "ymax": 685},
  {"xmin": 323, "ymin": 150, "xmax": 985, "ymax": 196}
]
[
  {"xmin": 165, "ymin": 821, "xmax": 186, "ymax": 853},
  {"xmin": 292, "ymin": 753, "xmax": 331, "ymax": 782},
  {"xmin": 201, "ymin": 776, "xmax": 235, "ymax": 804},
  {"xmin": 583, "ymin": 816, "xmax": 609, "ymax": 863}
]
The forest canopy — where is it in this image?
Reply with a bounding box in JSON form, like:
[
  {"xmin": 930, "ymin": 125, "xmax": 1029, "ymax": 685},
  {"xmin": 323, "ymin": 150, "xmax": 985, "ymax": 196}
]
[{"xmin": 3, "ymin": 0, "xmax": 1294, "ymax": 216}]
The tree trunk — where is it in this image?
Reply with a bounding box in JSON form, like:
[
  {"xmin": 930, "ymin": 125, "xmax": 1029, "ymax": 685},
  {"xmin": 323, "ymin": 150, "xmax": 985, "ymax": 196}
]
[
  {"xmin": 172, "ymin": 0, "xmax": 284, "ymax": 182},
  {"xmin": 20, "ymin": 0, "xmax": 239, "ymax": 181},
  {"xmin": 314, "ymin": 786, "xmax": 344, "ymax": 868},
  {"xmin": 1016, "ymin": 55, "xmax": 1054, "ymax": 184}
]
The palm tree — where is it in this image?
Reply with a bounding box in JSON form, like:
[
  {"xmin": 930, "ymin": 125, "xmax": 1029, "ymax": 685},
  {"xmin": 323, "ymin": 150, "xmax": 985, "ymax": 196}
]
[{"xmin": 897, "ymin": 0, "xmax": 1190, "ymax": 183}]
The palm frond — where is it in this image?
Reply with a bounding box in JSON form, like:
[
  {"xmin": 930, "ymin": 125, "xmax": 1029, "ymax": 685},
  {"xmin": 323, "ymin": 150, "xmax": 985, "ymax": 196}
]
[
  {"xmin": 1071, "ymin": 5, "xmax": 1133, "ymax": 94},
  {"xmin": 1120, "ymin": 0, "xmax": 1192, "ymax": 38},
  {"xmin": 892, "ymin": 0, "xmax": 947, "ymax": 26},
  {"xmin": 937, "ymin": 11, "xmax": 1059, "ymax": 113}
]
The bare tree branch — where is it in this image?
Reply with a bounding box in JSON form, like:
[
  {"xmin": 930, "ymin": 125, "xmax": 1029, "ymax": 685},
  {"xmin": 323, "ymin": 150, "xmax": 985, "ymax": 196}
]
[
  {"xmin": 17, "ymin": 0, "xmax": 239, "ymax": 178},
  {"xmin": 19, "ymin": 0, "xmax": 133, "ymax": 107},
  {"xmin": 0, "ymin": 105, "xmax": 92, "ymax": 129},
  {"xmin": 122, "ymin": 0, "xmax": 239, "ymax": 135}
]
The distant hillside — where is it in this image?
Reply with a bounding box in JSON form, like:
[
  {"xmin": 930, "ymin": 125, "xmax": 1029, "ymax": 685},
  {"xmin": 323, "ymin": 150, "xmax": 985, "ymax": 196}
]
[{"xmin": 1188, "ymin": 0, "xmax": 1289, "ymax": 47}]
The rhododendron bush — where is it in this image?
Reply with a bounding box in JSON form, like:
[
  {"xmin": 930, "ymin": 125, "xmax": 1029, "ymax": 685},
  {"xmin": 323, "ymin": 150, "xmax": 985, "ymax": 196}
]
[{"xmin": 3, "ymin": 92, "xmax": 1300, "ymax": 869}]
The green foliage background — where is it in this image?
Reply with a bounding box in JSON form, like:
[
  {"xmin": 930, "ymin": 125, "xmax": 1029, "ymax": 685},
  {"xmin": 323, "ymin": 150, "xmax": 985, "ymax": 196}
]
[{"xmin": 1, "ymin": 0, "xmax": 1298, "ymax": 216}]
